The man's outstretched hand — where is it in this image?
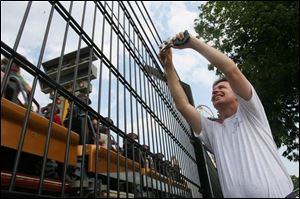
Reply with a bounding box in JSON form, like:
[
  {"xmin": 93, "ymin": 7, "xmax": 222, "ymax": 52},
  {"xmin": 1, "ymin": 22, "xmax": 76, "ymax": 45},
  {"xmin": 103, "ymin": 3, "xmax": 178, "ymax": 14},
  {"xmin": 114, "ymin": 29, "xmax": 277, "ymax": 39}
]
[
  {"xmin": 159, "ymin": 45, "xmax": 173, "ymax": 68},
  {"xmin": 172, "ymin": 31, "xmax": 194, "ymax": 50}
]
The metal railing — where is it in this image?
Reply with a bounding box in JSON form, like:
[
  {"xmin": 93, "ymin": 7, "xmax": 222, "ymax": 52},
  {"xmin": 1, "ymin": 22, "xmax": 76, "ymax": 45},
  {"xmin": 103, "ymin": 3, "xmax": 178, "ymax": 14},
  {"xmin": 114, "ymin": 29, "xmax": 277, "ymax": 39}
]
[{"xmin": 1, "ymin": 1, "xmax": 213, "ymax": 198}]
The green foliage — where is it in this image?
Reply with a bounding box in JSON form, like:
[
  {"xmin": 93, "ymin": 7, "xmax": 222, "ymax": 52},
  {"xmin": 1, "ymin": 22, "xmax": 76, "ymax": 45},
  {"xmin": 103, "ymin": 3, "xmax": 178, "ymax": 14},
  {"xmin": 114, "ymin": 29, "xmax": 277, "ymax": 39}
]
[
  {"xmin": 195, "ymin": 1, "xmax": 299, "ymax": 161},
  {"xmin": 291, "ymin": 175, "xmax": 299, "ymax": 189}
]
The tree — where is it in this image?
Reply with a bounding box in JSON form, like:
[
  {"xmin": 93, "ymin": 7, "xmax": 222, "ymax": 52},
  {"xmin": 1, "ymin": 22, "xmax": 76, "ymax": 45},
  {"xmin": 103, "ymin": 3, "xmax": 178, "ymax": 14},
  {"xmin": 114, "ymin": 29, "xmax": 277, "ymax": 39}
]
[
  {"xmin": 291, "ymin": 175, "xmax": 299, "ymax": 190},
  {"xmin": 194, "ymin": 1, "xmax": 299, "ymax": 161}
]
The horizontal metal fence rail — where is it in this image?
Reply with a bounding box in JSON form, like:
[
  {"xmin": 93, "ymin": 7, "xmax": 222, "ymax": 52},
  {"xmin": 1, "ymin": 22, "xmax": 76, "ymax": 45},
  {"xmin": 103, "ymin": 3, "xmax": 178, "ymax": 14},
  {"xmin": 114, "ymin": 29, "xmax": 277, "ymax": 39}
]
[{"xmin": 1, "ymin": 1, "xmax": 203, "ymax": 198}]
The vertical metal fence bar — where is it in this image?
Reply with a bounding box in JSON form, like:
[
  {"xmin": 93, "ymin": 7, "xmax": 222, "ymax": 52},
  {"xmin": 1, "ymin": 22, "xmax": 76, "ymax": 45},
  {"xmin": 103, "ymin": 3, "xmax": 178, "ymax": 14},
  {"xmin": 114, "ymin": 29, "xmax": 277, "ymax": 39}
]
[
  {"xmin": 140, "ymin": 81, "xmax": 149, "ymax": 198},
  {"xmin": 58, "ymin": 2, "xmax": 74, "ymax": 197},
  {"xmin": 161, "ymin": 98, "xmax": 169, "ymax": 196},
  {"xmin": 173, "ymin": 131, "xmax": 179, "ymax": 197},
  {"xmin": 97, "ymin": 1, "xmax": 106, "ymax": 116},
  {"xmin": 134, "ymin": 33, "xmax": 144, "ymax": 198},
  {"xmin": 106, "ymin": 2, "xmax": 114, "ymax": 197},
  {"xmin": 131, "ymin": 25, "xmax": 137, "ymax": 197},
  {"xmin": 167, "ymin": 126, "xmax": 175, "ymax": 196},
  {"xmin": 145, "ymin": 47, "xmax": 152, "ymax": 198},
  {"xmin": 96, "ymin": 2, "xmax": 107, "ymax": 195},
  {"xmin": 155, "ymin": 89, "xmax": 165, "ymax": 196},
  {"xmin": 147, "ymin": 55, "xmax": 158, "ymax": 196},
  {"xmin": 177, "ymin": 126, "xmax": 182, "ymax": 197},
  {"xmin": 145, "ymin": 61, "xmax": 157, "ymax": 194},
  {"xmin": 152, "ymin": 84, "xmax": 162, "ymax": 196},
  {"xmin": 144, "ymin": 52, "xmax": 154, "ymax": 197},
  {"xmin": 179, "ymin": 150, "xmax": 183, "ymax": 197},
  {"xmin": 68, "ymin": 2, "xmax": 88, "ymax": 197},
  {"xmin": 160, "ymin": 97, "xmax": 170, "ymax": 197},
  {"xmin": 128, "ymin": 17, "xmax": 137, "ymax": 197},
  {"xmin": 167, "ymin": 127, "xmax": 173, "ymax": 197},
  {"xmin": 115, "ymin": 2, "xmax": 121, "ymax": 198},
  {"xmin": 122, "ymin": 11, "xmax": 129, "ymax": 198},
  {"xmin": 139, "ymin": 40, "xmax": 149, "ymax": 198},
  {"xmin": 137, "ymin": 32, "xmax": 143, "ymax": 192},
  {"xmin": 160, "ymin": 92, "xmax": 169, "ymax": 197},
  {"xmin": 84, "ymin": 2, "xmax": 100, "ymax": 198},
  {"xmin": 181, "ymin": 145, "xmax": 185, "ymax": 197}
]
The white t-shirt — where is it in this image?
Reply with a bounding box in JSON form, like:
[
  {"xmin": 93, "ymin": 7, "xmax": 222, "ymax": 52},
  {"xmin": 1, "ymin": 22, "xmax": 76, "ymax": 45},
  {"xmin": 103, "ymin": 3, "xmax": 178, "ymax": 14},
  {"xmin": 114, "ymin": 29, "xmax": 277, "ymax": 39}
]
[{"xmin": 195, "ymin": 86, "xmax": 293, "ymax": 198}]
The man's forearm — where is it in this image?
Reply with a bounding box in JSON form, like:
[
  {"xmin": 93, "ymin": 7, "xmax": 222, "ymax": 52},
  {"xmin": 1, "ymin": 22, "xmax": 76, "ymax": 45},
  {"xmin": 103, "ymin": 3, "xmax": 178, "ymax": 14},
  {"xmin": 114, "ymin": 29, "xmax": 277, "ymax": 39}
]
[
  {"xmin": 188, "ymin": 36, "xmax": 252, "ymax": 100},
  {"xmin": 190, "ymin": 37, "xmax": 237, "ymax": 76},
  {"xmin": 164, "ymin": 64, "xmax": 190, "ymax": 110}
]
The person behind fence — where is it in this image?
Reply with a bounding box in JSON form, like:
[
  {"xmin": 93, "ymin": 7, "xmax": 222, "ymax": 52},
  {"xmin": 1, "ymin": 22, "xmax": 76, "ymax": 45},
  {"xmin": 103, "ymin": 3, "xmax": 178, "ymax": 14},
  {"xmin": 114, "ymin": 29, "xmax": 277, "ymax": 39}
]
[
  {"xmin": 41, "ymin": 101, "xmax": 62, "ymax": 125},
  {"xmin": 159, "ymin": 31, "xmax": 293, "ymax": 198},
  {"xmin": 122, "ymin": 133, "xmax": 138, "ymax": 161},
  {"xmin": 92, "ymin": 117, "xmax": 114, "ymax": 149},
  {"xmin": 64, "ymin": 93, "xmax": 93, "ymax": 144},
  {"xmin": 1, "ymin": 57, "xmax": 32, "ymax": 103},
  {"xmin": 152, "ymin": 153, "xmax": 164, "ymax": 174},
  {"xmin": 142, "ymin": 144, "xmax": 153, "ymax": 169},
  {"xmin": 171, "ymin": 155, "xmax": 180, "ymax": 181}
]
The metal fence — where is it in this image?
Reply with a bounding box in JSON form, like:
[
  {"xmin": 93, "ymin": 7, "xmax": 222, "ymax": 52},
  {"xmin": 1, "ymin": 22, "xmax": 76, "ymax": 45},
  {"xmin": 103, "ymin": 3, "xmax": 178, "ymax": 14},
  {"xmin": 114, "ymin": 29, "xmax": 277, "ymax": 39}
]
[{"xmin": 1, "ymin": 1, "xmax": 218, "ymax": 198}]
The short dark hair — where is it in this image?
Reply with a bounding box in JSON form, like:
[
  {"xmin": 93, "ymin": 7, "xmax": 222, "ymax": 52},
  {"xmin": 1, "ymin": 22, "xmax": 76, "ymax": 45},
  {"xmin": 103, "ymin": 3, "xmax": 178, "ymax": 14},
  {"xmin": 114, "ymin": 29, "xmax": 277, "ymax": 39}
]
[
  {"xmin": 212, "ymin": 76, "xmax": 228, "ymax": 88},
  {"xmin": 104, "ymin": 117, "xmax": 114, "ymax": 125}
]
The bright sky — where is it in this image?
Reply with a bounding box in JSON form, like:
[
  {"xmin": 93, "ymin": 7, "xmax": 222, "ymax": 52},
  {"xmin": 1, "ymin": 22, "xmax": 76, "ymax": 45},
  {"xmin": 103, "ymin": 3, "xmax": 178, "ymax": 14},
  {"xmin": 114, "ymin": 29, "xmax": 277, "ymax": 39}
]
[
  {"xmin": 143, "ymin": 1, "xmax": 299, "ymax": 177},
  {"xmin": 1, "ymin": 1, "xmax": 298, "ymax": 177}
]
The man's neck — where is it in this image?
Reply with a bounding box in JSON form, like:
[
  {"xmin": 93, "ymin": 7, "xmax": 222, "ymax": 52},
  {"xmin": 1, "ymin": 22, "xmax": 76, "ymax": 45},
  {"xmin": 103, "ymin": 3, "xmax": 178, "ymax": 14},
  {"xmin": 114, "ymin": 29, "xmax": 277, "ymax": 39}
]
[{"xmin": 217, "ymin": 103, "xmax": 238, "ymax": 123}]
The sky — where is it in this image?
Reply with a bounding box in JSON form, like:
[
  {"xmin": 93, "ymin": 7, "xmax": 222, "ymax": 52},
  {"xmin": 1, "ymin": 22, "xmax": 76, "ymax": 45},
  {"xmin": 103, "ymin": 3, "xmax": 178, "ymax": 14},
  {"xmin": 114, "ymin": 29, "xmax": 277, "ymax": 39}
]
[{"xmin": 1, "ymin": 1, "xmax": 298, "ymax": 178}]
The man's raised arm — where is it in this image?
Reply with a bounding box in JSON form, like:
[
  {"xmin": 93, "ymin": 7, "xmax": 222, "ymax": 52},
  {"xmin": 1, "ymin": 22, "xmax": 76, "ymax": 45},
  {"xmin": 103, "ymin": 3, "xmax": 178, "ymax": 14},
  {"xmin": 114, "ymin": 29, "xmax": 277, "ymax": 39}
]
[
  {"xmin": 173, "ymin": 32, "xmax": 252, "ymax": 101},
  {"xmin": 159, "ymin": 47, "xmax": 202, "ymax": 135}
]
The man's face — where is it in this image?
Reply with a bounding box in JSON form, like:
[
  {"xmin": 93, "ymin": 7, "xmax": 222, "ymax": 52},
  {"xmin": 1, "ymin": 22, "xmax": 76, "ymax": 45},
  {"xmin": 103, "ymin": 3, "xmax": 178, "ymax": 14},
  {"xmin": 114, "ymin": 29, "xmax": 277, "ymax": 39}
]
[{"xmin": 211, "ymin": 81, "xmax": 237, "ymax": 109}]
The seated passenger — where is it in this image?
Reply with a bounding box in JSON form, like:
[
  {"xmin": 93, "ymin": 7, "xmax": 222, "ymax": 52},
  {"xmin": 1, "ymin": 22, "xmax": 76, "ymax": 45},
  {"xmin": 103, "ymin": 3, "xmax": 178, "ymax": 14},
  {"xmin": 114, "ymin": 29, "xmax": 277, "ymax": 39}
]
[
  {"xmin": 110, "ymin": 137, "xmax": 122, "ymax": 153},
  {"xmin": 1, "ymin": 57, "xmax": 32, "ymax": 104},
  {"xmin": 171, "ymin": 155, "xmax": 181, "ymax": 182},
  {"xmin": 92, "ymin": 117, "xmax": 115, "ymax": 150},
  {"xmin": 142, "ymin": 144, "xmax": 153, "ymax": 169},
  {"xmin": 122, "ymin": 133, "xmax": 146, "ymax": 167},
  {"xmin": 63, "ymin": 93, "xmax": 93, "ymax": 144},
  {"xmin": 152, "ymin": 153, "xmax": 164, "ymax": 174},
  {"xmin": 122, "ymin": 132, "xmax": 138, "ymax": 158},
  {"xmin": 41, "ymin": 102, "xmax": 62, "ymax": 125}
]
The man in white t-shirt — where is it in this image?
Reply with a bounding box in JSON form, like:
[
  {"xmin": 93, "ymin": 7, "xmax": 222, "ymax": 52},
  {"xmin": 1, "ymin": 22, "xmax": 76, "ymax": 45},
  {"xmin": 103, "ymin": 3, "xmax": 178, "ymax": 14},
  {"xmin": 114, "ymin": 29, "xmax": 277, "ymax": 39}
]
[{"xmin": 159, "ymin": 31, "xmax": 293, "ymax": 197}]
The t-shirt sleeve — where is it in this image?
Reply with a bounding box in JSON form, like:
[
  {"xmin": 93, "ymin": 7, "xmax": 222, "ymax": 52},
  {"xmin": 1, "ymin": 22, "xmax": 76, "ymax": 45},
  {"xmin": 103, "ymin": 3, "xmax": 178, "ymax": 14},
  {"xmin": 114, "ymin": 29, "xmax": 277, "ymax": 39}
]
[
  {"xmin": 235, "ymin": 85, "xmax": 272, "ymax": 136},
  {"xmin": 18, "ymin": 75, "xmax": 28, "ymax": 89},
  {"xmin": 236, "ymin": 85, "xmax": 266, "ymax": 120},
  {"xmin": 193, "ymin": 113, "xmax": 214, "ymax": 153}
]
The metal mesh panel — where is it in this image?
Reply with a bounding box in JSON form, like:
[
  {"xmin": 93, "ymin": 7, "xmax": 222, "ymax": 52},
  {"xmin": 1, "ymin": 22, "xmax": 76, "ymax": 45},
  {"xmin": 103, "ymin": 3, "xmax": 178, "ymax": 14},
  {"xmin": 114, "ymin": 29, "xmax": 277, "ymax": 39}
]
[{"xmin": 1, "ymin": 1, "xmax": 207, "ymax": 198}]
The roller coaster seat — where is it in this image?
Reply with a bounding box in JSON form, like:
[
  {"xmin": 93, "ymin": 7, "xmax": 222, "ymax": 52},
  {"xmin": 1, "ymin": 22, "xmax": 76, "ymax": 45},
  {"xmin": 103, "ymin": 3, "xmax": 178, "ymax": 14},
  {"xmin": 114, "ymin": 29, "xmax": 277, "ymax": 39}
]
[
  {"xmin": 122, "ymin": 133, "xmax": 146, "ymax": 167},
  {"xmin": 64, "ymin": 108, "xmax": 93, "ymax": 145},
  {"xmin": 63, "ymin": 93, "xmax": 94, "ymax": 145}
]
